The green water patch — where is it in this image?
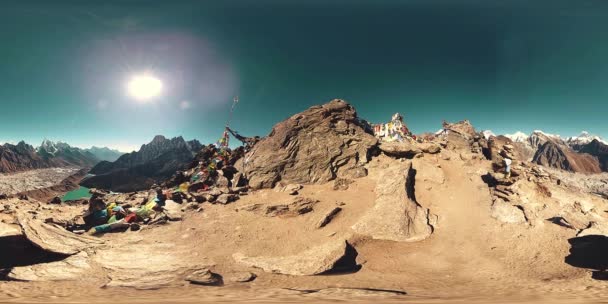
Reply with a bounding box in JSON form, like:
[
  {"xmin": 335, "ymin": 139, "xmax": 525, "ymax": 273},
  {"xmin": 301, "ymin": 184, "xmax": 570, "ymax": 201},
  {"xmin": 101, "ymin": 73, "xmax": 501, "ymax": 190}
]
[{"xmin": 62, "ymin": 186, "xmax": 91, "ymax": 201}]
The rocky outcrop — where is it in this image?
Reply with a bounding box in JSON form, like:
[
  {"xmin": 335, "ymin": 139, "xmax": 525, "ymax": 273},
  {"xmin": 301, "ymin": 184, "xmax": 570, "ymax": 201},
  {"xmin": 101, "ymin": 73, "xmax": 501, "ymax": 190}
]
[
  {"xmin": 352, "ymin": 161, "xmax": 435, "ymax": 242},
  {"xmin": 444, "ymin": 120, "xmax": 476, "ymax": 140},
  {"xmin": 17, "ymin": 212, "xmax": 104, "ymax": 255},
  {"xmin": 82, "ymin": 135, "xmax": 202, "ymax": 192},
  {"xmin": 233, "ymin": 239, "xmax": 357, "ymax": 276},
  {"xmin": 94, "ymin": 243, "xmax": 212, "ymax": 289},
  {"xmin": 533, "ymin": 141, "xmax": 601, "ymax": 174},
  {"xmin": 8, "ymin": 252, "xmax": 91, "ymax": 281},
  {"xmin": 243, "ymin": 99, "xmax": 378, "ymax": 189},
  {"xmin": 577, "ymin": 139, "xmax": 608, "ymax": 172}
]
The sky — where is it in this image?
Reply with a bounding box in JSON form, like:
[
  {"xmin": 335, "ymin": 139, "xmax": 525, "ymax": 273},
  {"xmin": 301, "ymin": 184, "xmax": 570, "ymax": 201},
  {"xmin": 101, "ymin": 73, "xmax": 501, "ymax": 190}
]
[{"xmin": 2, "ymin": 0, "xmax": 608, "ymax": 152}]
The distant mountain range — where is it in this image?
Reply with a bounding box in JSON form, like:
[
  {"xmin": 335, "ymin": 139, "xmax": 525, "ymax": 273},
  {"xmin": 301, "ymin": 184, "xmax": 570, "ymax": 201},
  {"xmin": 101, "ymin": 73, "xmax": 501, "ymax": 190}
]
[
  {"xmin": 80, "ymin": 135, "xmax": 203, "ymax": 192},
  {"xmin": 484, "ymin": 130, "xmax": 608, "ymax": 174},
  {"xmin": 0, "ymin": 140, "xmax": 124, "ymax": 173}
]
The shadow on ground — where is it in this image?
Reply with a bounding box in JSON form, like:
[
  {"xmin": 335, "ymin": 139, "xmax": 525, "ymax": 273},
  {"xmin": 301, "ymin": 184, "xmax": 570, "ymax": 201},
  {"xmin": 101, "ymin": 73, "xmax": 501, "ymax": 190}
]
[{"xmin": 565, "ymin": 235, "xmax": 608, "ymax": 280}]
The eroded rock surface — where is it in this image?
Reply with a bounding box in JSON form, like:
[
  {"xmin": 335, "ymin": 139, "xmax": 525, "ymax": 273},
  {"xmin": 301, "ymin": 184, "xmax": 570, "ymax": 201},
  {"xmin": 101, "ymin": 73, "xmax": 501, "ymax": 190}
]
[
  {"xmin": 17, "ymin": 212, "xmax": 104, "ymax": 255},
  {"xmin": 8, "ymin": 252, "xmax": 91, "ymax": 281},
  {"xmin": 352, "ymin": 161, "xmax": 435, "ymax": 242},
  {"xmin": 233, "ymin": 240, "xmax": 355, "ymax": 276},
  {"xmin": 244, "ymin": 99, "xmax": 378, "ymax": 189}
]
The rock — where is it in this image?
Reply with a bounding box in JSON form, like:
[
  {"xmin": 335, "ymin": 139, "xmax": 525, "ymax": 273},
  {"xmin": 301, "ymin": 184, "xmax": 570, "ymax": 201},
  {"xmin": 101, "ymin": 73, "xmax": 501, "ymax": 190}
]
[
  {"xmin": 490, "ymin": 201, "xmax": 526, "ymax": 224},
  {"xmin": 412, "ymin": 158, "xmax": 445, "ymax": 184},
  {"xmin": 94, "ymin": 243, "xmax": 213, "ymax": 289},
  {"xmin": 18, "ymin": 194, "xmax": 29, "ymax": 200},
  {"xmin": 233, "ymin": 240, "xmax": 357, "ymax": 276},
  {"xmin": 577, "ymin": 221, "xmax": 608, "ymax": 237},
  {"xmin": 8, "ymin": 252, "xmax": 91, "ymax": 281},
  {"xmin": 204, "ymin": 193, "xmax": 216, "ymax": 203},
  {"xmin": 244, "ymin": 99, "xmax": 378, "ymax": 189},
  {"xmin": 443, "ymin": 120, "xmax": 477, "ymax": 140},
  {"xmin": 340, "ymin": 166, "xmax": 368, "ymax": 179},
  {"xmin": 0, "ymin": 193, "xmax": 8, "ymax": 200},
  {"xmin": 186, "ymin": 269, "xmax": 223, "ymax": 286},
  {"xmin": 264, "ymin": 197, "xmax": 318, "ymax": 217},
  {"xmin": 17, "ymin": 212, "xmax": 104, "ymax": 255},
  {"xmin": 352, "ymin": 161, "xmax": 435, "ymax": 242},
  {"xmin": 216, "ymin": 175, "xmax": 230, "ymax": 188},
  {"xmin": 182, "ymin": 202, "xmax": 199, "ymax": 211},
  {"xmin": 316, "ymin": 207, "xmax": 342, "ymax": 229},
  {"xmin": 231, "ymin": 172, "xmax": 245, "ymax": 188},
  {"xmin": 275, "ymin": 183, "xmax": 303, "ymax": 195},
  {"xmin": 378, "ymin": 142, "xmax": 421, "ymax": 158},
  {"xmin": 419, "ymin": 142, "xmax": 441, "ymax": 154},
  {"xmin": 209, "ymin": 188, "xmax": 223, "ymax": 196},
  {"xmin": 216, "ymin": 194, "xmax": 239, "ymax": 205},
  {"xmin": 333, "ymin": 178, "xmax": 354, "ymax": 190},
  {"xmin": 192, "ymin": 193, "xmax": 207, "ymax": 203},
  {"xmin": 226, "ymin": 271, "xmax": 257, "ymax": 283},
  {"xmin": 49, "ymin": 196, "xmax": 62, "ymax": 204},
  {"xmin": 163, "ymin": 200, "xmax": 183, "ymax": 221},
  {"xmin": 0, "ymin": 221, "xmax": 21, "ymax": 238}
]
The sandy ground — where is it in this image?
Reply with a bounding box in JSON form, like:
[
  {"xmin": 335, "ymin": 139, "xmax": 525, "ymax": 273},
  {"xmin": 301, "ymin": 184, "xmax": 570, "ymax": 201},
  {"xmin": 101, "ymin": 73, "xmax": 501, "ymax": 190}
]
[
  {"xmin": 2, "ymin": 153, "xmax": 608, "ymax": 303},
  {"xmin": 0, "ymin": 167, "xmax": 79, "ymax": 195}
]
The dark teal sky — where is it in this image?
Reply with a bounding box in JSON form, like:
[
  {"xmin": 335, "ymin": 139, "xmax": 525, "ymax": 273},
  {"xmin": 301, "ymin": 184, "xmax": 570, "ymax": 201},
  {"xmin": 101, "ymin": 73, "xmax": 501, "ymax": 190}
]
[{"xmin": 2, "ymin": 0, "xmax": 608, "ymax": 151}]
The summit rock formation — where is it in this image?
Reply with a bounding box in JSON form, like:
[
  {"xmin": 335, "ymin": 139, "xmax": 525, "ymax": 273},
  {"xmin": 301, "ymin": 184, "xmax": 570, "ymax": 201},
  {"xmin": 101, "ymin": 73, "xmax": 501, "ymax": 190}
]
[{"xmin": 242, "ymin": 99, "xmax": 378, "ymax": 189}]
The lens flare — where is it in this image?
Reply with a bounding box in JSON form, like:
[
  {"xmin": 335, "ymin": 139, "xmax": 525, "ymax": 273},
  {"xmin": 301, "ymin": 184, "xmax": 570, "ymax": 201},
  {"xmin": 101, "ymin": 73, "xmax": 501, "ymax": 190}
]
[{"xmin": 127, "ymin": 73, "xmax": 163, "ymax": 101}]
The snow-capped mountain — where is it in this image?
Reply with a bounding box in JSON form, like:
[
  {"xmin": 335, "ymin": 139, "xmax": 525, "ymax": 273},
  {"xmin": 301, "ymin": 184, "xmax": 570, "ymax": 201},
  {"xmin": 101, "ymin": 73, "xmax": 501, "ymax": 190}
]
[
  {"xmin": 481, "ymin": 130, "xmax": 495, "ymax": 140},
  {"xmin": 504, "ymin": 131, "xmax": 528, "ymax": 143},
  {"xmin": 566, "ymin": 131, "xmax": 608, "ymax": 146}
]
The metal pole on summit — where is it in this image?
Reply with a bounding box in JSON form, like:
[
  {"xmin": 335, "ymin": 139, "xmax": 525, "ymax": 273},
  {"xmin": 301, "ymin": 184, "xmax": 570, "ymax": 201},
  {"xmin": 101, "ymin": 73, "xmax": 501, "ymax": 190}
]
[
  {"xmin": 226, "ymin": 96, "xmax": 239, "ymax": 129},
  {"xmin": 219, "ymin": 96, "xmax": 239, "ymax": 149}
]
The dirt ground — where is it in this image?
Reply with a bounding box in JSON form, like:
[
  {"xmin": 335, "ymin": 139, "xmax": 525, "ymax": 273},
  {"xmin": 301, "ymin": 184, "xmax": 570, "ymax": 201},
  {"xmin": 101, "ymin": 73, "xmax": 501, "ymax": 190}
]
[{"xmin": 2, "ymin": 152, "xmax": 608, "ymax": 303}]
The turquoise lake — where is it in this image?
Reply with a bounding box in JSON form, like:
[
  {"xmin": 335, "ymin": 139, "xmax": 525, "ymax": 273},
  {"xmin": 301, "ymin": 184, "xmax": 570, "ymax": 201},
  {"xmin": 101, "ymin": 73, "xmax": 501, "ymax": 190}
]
[{"xmin": 62, "ymin": 186, "xmax": 92, "ymax": 201}]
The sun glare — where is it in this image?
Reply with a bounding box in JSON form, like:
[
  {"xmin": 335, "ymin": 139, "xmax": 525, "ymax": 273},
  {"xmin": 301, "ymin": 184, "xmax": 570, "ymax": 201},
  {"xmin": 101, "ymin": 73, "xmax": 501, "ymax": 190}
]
[{"xmin": 127, "ymin": 73, "xmax": 163, "ymax": 101}]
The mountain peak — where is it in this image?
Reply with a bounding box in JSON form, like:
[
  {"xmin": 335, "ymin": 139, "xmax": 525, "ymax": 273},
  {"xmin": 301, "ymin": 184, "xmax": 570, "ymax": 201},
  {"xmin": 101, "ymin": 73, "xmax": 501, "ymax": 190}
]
[{"xmin": 505, "ymin": 131, "xmax": 528, "ymax": 143}]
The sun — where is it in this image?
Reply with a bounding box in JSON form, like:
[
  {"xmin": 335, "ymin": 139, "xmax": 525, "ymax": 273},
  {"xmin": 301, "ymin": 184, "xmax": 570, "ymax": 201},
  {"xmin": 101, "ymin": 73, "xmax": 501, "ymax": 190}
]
[{"xmin": 127, "ymin": 73, "xmax": 163, "ymax": 101}]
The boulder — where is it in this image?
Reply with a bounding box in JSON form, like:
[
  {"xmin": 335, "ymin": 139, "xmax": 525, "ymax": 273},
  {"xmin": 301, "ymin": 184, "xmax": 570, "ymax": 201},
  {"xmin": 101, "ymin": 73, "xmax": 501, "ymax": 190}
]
[
  {"xmin": 419, "ymin": 142, "xmax": 441, "ymax": 154},
  {"xmin": 186, "ymin": 269, "xmax": 223, "ymax": 286},
  {"xmin": 216, "ymin": 194, "xmax": 239, "ymax": 205},
  {"xmin": 233, "ymin": 240, "xmax": 356, "ymax": 276},
  {"xmin": 226, "ymin": 271, "xmax": 257, "ymax": 283},
  {"xmin": 163, "ymin": 200, "xmax": 183, "ymax": 221},
  {"xmin": 274, "ymin": 183, "xmax": 303, "ymax": 195},
  {"xmin": 49, "ymin": 196, "xmax": 62, "ymax": 204},
  {"xmin": 244, "ymin": 99, "xmax": 378, "ymax": 189},
  {"xmin": 8, "ymin": 252, "xmax": 91, "ymax": 281},
  {"xmin": 352, "ymin": 161, "xmax": 435, "ymax": 242},
  {"xmin": 378, "ymin": 142, "xmax": 421, "ymax": 158}
]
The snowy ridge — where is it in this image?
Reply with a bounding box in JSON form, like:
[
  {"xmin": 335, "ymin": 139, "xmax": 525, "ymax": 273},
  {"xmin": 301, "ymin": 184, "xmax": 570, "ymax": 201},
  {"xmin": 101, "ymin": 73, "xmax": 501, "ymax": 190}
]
[
  {"xmin": 566, "ymin": 131, "xmax": 608, "ymax": 146},
  {"xmin": 504, "ymin": 131, "xmax": 528, "ymax": 143}
]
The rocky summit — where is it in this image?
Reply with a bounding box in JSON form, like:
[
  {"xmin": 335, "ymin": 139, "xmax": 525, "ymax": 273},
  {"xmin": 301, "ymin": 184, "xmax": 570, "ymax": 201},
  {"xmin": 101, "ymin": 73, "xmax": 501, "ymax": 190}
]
[
  {"xmin": 2, "ymin": 99, "xmax": 608, "ymax": 303},
  {"xmin": 243, "ymin": 99, "xmax": 378, "ymax": 189}
]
